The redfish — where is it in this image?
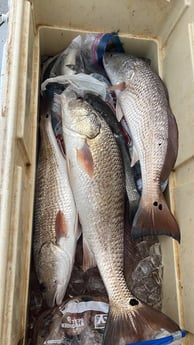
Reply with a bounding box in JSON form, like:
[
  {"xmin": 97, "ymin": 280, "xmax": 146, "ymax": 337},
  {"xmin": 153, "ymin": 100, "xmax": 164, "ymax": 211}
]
[
  {"xmin": 60, "ymin": 91, "xmax": 180, "ymax": 345},
  {"xmin": 103, "ymin": 52, "xmax": 180, "ymax": 242},
  {"xmin": 33, "ymin": 105, "xmax": 79, "ymax": 307}
]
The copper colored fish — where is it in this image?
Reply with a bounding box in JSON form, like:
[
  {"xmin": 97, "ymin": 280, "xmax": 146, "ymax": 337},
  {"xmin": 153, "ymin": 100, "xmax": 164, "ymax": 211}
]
[
  {"xmin": 103, "ymin": 52, "xmax": 180, "ymax": 242},
  {"xmin": 61, "ymin": 91, "xmax": 180, "ymax": 345},
  {"xmin": 33, "ymin": 106, "xmax": 79, "ymax": 308},
  {"xmin": 84, "ymin": 92, "xmax": 140, "ymax": 219}
]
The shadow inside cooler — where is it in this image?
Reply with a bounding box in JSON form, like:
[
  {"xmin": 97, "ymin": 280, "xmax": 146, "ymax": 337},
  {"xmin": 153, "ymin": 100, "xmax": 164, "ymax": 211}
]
[{"xmin": 26, "ymin": 27, "xmax": 184, "ymax": 345}]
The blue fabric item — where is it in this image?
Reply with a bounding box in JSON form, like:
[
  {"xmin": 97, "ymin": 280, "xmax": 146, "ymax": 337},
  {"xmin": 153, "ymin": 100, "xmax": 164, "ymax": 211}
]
[
  {"xmin": 96, "ymin": 33, "xmax": 124, "ymax": 66},
  {"xmin": 125, "ymin": 330, "xmax": 187, "ymax": 345}
]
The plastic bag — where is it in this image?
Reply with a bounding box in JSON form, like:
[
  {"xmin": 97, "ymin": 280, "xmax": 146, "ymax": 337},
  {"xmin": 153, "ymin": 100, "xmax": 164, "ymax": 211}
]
[
  {"xmin": 80, "ymin": 32, "xmax": 124, "ymax": 74},
  {"xmin": 126, "ymin": 330, "xmax": 186, "ymax": 345},
  {"xmin": 129, "ymin": 240, "xmax": 163, "ymax": 310},
  {"xmin": 90, "ymin": 73, "xmax": 115, "ymax": 110},
  {"xmin": 41, "ymin": 73, "xmax": 107, "ymax": 100},
  {"xmin": 32, "ymin": 296, "xmax": 109, "ymax": 345},
  {"xmin": 49, "ymin": 35, "xmax": 84, "ymax": 78},
  {"xmin": 41, "ymin": 33, "xmax": 123, "ymax": 81}
]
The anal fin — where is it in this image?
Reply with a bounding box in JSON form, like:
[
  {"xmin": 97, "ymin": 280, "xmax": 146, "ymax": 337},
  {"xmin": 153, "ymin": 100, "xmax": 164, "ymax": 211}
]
[
  {"xmin": 108, "ymin": 82, "xmax": 126, "ymax": 92},
  {"xmin": 82, "ymin": 236, "xmax": 96, "ymax": 272}
]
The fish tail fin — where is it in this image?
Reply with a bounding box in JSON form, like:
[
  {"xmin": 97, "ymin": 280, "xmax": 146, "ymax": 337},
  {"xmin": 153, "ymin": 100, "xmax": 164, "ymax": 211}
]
[
  {"xmin": 103, "ymin": 301, "xmax": 180, "ymax": 345},
  {"xmin": 131, "ymin": 191, "xmax": 180, "ymax": 242}
]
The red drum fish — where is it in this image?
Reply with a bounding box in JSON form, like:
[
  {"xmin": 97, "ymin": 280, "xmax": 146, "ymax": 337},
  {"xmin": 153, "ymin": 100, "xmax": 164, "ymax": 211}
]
[
  {"xmin": 33, "ymin": 106, "xmax": 79, "ymax": 307},
  {"xmin": 103, "ymin": 52, "xmax": 180, "ymax": 242},
  {"xmin": 60, "ymin": 91, "xmax": 180, "ymax": 345}
]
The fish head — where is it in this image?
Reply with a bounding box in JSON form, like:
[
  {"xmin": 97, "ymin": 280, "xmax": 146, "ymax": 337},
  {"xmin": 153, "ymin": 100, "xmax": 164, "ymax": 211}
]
[
  {"xmin": 39, "ymin": 112, "xmax": 55, "ymax": 148},
  {"xmin": 39, "ymin": 278, "xmax": 65, "ymax": 308},
  {"xmin": 38, "ymin": 243, "xmax": 72, "ymax": 307},
  {"xmin": 103, "ymin": 52, "xmax": 147, "ymax": 87},
  {"xmin": 61, "ymin": 91, "xmax": 101, "ymax": 139}
]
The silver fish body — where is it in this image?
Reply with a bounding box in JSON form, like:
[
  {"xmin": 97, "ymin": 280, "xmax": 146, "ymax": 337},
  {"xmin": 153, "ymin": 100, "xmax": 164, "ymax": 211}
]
[
  {"xmin": 33, "ymin": 110, "xmax": 78, "ymax": 307},
  {"xmin": 61, "ymin": 92, "xmax": 180, "ymax": 345},
  {"xmin": 83, "ymin": 92, "xmax": 140, "ymax": 219},
  {"xmin": 103, "ymin": 53, "xmax": 180, "ymax": 242}
]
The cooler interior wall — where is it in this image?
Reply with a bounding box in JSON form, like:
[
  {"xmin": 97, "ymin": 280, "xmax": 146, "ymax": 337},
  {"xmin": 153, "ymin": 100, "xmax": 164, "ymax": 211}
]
[
  {"xmin": 0, "ymin": 1, "xmax": 39, "ymax": 344},
  {"xmin": 37, "ymin": 0, "xmax": 194, "ymax": 336}
]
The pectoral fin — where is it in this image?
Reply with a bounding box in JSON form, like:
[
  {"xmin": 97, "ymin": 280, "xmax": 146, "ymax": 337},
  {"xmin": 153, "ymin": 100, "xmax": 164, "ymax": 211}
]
[
  {"xmin": 55, "ymin": 210, "xmax": 68, "ymax": 244},
  {"xmin": 76, "ymin": 142, "xmax": 94, "ymax": 177},
  {"xmin": 108, "ymin": 82, "xmax": 126, "ymax": 92}
]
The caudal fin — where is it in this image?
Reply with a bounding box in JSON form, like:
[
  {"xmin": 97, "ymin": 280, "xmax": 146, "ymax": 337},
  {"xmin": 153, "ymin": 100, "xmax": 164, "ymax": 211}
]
[
  {"xmin": 103, "ymin": 301, "xmax": 180, "ymax": 345},
  {"xmin": 131, "ymin": 191, "xmax": 180, "ymax": 242}
]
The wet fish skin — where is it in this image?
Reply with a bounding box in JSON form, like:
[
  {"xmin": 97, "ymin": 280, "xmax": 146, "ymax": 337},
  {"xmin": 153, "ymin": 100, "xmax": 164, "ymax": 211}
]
[
  {"xmin": 84, "ymin": 92, "xmax": 140, "ymax": 219},
  {"xmin": 103, "ymin": 52, "xmax": 180, "ymax": 242},
  {"xmin": 61, "ymin": 93, "xmax": 180, "ymax": 345},
  {"xmin": 33, "ymin": 107, "xmax": 79, "ymax": 308}
]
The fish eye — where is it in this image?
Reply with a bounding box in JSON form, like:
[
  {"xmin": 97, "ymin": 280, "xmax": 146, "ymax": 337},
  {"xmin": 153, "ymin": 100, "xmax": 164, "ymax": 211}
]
[
  {"xmin": 40, "ymin": 282, "xmax": 47, "ymax": 293},
  {"xmin": 66, "ymin": 64, "xmax": 76, "ymax": 70},
  {"xmin": 45, "ymin": 113, "xmax": 49, "ymax": 118}
]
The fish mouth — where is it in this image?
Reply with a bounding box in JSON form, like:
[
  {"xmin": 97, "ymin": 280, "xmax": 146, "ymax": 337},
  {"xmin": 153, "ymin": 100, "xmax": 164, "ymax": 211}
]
[
  {"xmin": 53, "ymin": 284, "xmax": 67, "ymax": 306},
  {"xmin": 44, "ymin": 285, "xmax": 66, "ymax": 308}
]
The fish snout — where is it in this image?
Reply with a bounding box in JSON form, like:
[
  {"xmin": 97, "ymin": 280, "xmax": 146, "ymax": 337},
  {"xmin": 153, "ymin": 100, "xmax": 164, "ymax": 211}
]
[
  {"xmin": 39, "ymin": 272, "xmax": 68, "ymax": 307},
  {"xmin": 54, "ymin": 283, "xmax": 68, "ymax": 306},
  {"xmin": 39, "ymin": 282, "xmax": 56, "ymax": 308},
  {"xmin": 41, "ymin": 283, "xmax": 66, "ymax": 308}
]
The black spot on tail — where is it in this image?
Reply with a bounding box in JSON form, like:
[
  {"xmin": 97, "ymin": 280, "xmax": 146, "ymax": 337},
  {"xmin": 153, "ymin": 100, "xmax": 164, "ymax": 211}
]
[
  {"xmin": 129, "ymin": 298, "xmax": 139, "ymax": 306},
  {"xmin": 153, "ymin": 201, "xmax": 163, "ymax": 211},
  {"xmin": 131, "ymin": 192, "xmax": 180, "ymax": 242}
]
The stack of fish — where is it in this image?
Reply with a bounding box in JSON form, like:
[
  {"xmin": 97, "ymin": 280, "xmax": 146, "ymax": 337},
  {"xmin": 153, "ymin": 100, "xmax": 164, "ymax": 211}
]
[{"xmin": 30, "ymin": 33, "xmax": 181, "ymax": 345}]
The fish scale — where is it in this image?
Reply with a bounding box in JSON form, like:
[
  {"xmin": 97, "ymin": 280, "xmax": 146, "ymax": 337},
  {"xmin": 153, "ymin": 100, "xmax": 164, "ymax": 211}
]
[
  {"xmin": 67, "ymin": 124, "xmax": 125, "ymax": 279},
  {"xmin": 120, "ymin": 93, "xmax": 168, "ymax": 192},
  {"xmin": 103, "ymin": 52, "xmax": 180, "ymax": 242},
  {"xmin": 61, "ymin": 92, "xmax": 180, "ymax": 345},
  {"xmin": 61, "ymin": 93, "xmax": 128, "ymax": 290},
  {"xmin": 33, "ymin": 111, "xmax": 78, "ymax": 308}
]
